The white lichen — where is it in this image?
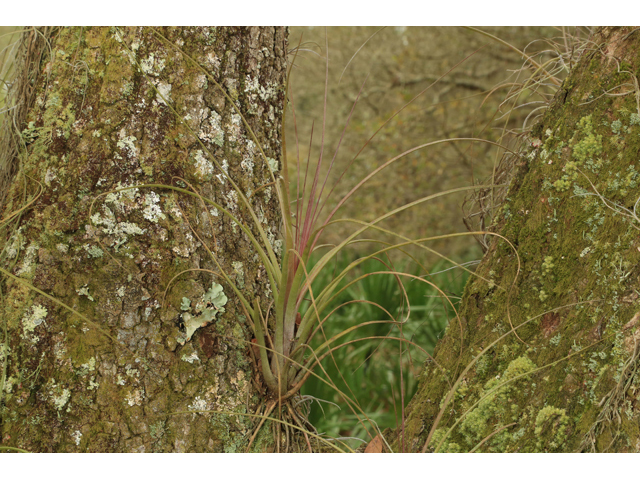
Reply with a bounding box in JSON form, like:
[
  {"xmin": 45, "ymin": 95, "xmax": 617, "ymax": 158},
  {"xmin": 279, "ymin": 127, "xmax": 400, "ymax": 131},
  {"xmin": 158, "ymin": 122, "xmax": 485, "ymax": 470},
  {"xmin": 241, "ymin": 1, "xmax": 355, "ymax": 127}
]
[
  {"xmin": 44, "ymin": 167, "xmax": 57, "ymax": 185},
  {"xmin": 194, "ymin": 150, "xmax": 214, "ymax": 179},
  {"xmin": 244, "ymin": 74, "xmax": 279, "ymax": 102},
  {"xmin": 15, "ymin": 242, "xmax": 39, "ymax": 276},
  {"xmin": 76, "ymin": 285, "xmax": 95, "ymax": 302},
  {"xmin": 273, "ymin": 239, "xmax": 283, "ymax": 257},
  {"xmin": 53, "ymin": 340, "xmax": 67, "ymax": 360},
  {"xmin": 118, "ymin": 222, "xmax": 144, "ymax": 235},
  {"xmin": 232, "ymin": 261, "xmax": 244, "ymax": 274},
  {"xmin": 91, "ymin": 205, "xmax": 145, "ymax": 251},
  {"xmin": 241, "ymin": 142, "xmax": 255, "ymax": 174},
  {"xmin": 200, "ymin": 111, "xmax": 224, "ymax": 146},
  {"xmin": 3, "ymin": 375, "xmax": 16, "ymax": 394},
  {"xmin": 229, "ymin": 114, "xmax": 242, "ymax": 142},
  {"xmin": 116, "ymin": 130, "xmax": 139, "ymax": 159},
  {"xmin": 140, "ymin": 53, "xmax": 165, "ymax": 75},
  {"xmin": 181, "ymin": 297, "xmax": 191, "ymax": 311},
  {"xmin": 48, "ymin": 381, "xmax": 71, "ymax": 411},
  {"xmin": 188, "ymin": 396, "xmax": 208, "ymax": 414},
  {"xmin": 78, "ymin": 357, "xmax": 96, "ymax": 376},
  {"xmin": 181, "ymin": 352, "xmax": 200, "ymax": 364},
  {"xmin": 125, "ymin": 388, "xmax": 144, "ymax": 406},
  {"xmin": 125, "ymin": 364, "xmax": 139, "ymax": 378},
  {"xmin": 156, "ymin": 82, "xmax": 172, "ymax": 105},
  {"xmin": 3, "ymin": 227, "xmax": 25, "ymax": 259},
  {"xmin": 216, "ymin": 159, "xmax": 229, "ymax": 184},
  {"xmin": 0, "ymin": 344, "xmax": 10, "ymax": 365},
  {"xmin": 172, "ymin": 244, "xmax": 191, "ymax": 258},
  {"xmin": 177, "ymin": 282, "xmax": 228, "ymax": 345},
  {"xmin": 22, "ymin": 304, "xmax": 48, "ymax": 337},
  {"xmin": 143, "ymin": 191, "xmax": 166, "ymax": 223},
  {"xmin": 225, "ymin": 190, "xmax": 238, "ymax": 213},
  {"xmin": 267, "ymin": 157, "xmax": 278, "ymax": 173},
  {"xmin": 72, "ymin": 430, "xmax": 82, "ymax": 446}
]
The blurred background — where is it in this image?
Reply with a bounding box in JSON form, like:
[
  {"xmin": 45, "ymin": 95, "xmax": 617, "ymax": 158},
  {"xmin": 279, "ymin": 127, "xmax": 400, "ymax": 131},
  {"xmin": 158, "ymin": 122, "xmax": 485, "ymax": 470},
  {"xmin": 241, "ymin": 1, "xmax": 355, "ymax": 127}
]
[{"xmin": 286, "ymin": 27, "xmax": 583, "ymax": 259}]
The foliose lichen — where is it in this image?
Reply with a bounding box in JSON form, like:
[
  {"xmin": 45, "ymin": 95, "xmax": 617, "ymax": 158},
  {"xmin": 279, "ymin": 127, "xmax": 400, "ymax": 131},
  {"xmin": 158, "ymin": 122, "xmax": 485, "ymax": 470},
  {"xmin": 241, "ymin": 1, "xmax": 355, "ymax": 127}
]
[{"xmin": 177, "ymin": 282, "xmax": 228, "ymax": 344}]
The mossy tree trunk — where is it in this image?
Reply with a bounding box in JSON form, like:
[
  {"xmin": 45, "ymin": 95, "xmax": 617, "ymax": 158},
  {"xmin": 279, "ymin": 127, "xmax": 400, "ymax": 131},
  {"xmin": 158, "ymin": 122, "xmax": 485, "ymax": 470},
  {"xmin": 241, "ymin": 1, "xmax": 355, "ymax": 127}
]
[
  {"xmin": 401, "ymin": 27, "xmax": 640, "ymax": 453},
  {"xmin": 0, "ymin": 27, "xmax": 287, "ymax": 452}
]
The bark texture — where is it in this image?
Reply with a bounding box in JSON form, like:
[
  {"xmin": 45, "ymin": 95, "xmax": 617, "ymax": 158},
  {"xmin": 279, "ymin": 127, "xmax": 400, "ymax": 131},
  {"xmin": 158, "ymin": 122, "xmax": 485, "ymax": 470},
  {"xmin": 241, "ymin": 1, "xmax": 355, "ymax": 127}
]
[
  {"xmin": 401, "ymin": 27, "xmax": 640, "ymax": 452},
  {"xmin": 1, "ymin": 27, "xmax": 287, "ymax": 452}
]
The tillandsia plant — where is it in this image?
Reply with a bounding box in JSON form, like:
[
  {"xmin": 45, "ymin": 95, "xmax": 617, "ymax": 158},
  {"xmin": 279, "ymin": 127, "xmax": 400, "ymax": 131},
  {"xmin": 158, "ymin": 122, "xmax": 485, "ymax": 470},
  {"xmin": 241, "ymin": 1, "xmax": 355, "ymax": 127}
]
[{"xmin": 119, "ymin": 29, "xmax": 524, "ymax": 431}]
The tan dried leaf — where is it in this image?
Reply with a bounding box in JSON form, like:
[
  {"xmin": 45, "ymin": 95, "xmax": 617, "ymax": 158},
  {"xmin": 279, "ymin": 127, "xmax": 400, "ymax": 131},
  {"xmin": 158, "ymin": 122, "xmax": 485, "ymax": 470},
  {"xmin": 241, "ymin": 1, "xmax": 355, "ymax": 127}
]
[{"xmin": 364, "ymin": 435, "xmax": 383, "ymax": 453}]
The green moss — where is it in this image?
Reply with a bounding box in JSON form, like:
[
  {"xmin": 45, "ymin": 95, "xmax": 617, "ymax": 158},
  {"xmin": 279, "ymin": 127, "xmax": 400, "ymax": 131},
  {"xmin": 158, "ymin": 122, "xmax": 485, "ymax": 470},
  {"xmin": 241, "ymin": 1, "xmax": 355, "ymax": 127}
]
[
  {"xmin": 76, "ymin": 357, "xmax": 97, "ymax": 376},
  {"xmin": 541, "ymin": 256, "xmax": 554, "ymax": 277},
  {"xmin": 209, "ymin": 412, "xmax": 249, "ymax": 453},
  {"xmin": 430, "ymin": 428, "xmax": 462, "ymax": 452},
  {"xmin": 455, "ymin": 356, "xmax": 536, "ymax": 451},
  {"xmin": 552, "ymin": 115, "xmax": 604, "ymax": 192},
  {"xmin": 572, "ymin": 116, "xmax": 603, "ymax": 162},
  {"xmin": 534, "ymin": 406, "xmax": 570, "ymax": 452}
]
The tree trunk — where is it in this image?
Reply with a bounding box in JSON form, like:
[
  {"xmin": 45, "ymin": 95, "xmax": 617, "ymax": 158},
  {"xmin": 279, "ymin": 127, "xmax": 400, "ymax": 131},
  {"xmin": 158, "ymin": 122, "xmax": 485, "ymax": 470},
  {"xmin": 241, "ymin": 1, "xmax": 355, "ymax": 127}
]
[
  {"xmin": 1, "ymin": 26, "xmax": 288, "ymax": 452},
  {"xmin": 401, "ymin": 27, "xmax": 640, "ymax": 453}
]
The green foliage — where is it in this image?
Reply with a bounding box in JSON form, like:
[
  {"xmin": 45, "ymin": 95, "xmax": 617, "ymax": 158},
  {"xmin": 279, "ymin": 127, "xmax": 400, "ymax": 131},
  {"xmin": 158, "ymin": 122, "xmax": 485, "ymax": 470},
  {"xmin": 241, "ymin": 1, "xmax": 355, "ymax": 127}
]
[{"xmin": 300, "ymin": 254, "xmax": 470, "ymax": 446}]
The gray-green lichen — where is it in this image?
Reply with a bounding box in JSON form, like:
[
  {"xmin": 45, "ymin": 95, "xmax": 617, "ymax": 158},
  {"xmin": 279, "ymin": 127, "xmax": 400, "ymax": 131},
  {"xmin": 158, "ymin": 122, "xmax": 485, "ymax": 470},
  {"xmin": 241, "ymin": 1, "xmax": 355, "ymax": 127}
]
[
  {"xmin": 177, "ymin": 282, "xmax": 228, "ymax": 345},
  {"xmin": 83, "ymin": 244, "xmax": 104, "ymax": 258}
]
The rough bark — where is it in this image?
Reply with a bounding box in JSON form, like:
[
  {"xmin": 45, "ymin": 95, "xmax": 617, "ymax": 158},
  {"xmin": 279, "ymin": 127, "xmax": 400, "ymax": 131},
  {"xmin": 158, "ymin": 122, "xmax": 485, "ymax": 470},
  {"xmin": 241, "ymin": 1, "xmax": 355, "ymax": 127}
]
[
  {"xmin": 1, "ymin": 27, "xmax": 288, "ymax": 452},
  {"xmin": 401, "ymin": 27, "xmax": 640, "ymax": 452}
]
